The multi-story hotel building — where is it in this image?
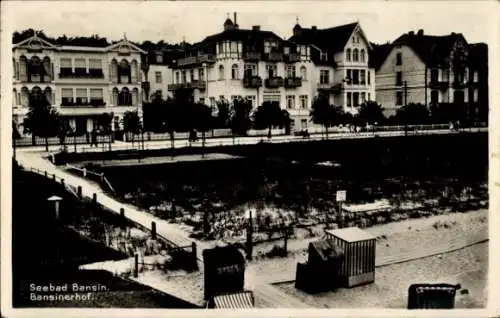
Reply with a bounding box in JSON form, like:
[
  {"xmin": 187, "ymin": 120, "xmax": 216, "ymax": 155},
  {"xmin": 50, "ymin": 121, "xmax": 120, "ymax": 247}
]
[
  {"xmin": 12, "ymin": 33, "xmax": 145, "ymax": 135},
  {"xmin": 375, "ymin": 30, "xmax": 487, "ymax": 118},
  {"xmin": 167, "ymin": 14, "xmax": 376, "ymax": 131}
]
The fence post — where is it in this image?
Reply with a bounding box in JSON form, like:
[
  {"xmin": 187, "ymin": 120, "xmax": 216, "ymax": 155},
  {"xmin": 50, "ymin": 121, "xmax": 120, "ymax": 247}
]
[
  {"xmin": 52, "ymin": 174, "xmax": 56, "ymax": 181},
  {"xmin": 44, "ymin": 171, "xmax": 48, "ymax": 178},
  {"xmin": 61, "ymin": 179, "xmax": 65, "ymax": 188},
  {"xmin": 101, "ymin": 174, "xmax": 104, "ymax": 183},
  {"xmin": 134, "ymin": 253, "xmax": 139, "ymax": 278},
  {"xmin": 151, "ymin": 221, "xmax": 157, "ymax": 239},
  {"xmin": 191, "ymin": 242, "xmax": 198, "ymax": 270},
  {"xmin": 92, "ymin": 193, "xmax": 97, "ymax": 207},
  {"xmin": 77, "ymin": 186, "xmax": 82, "ymax": 198},
  {"xmin": 120, "ymin": 208, "xmax": 125, "ymax": 218},
  {"xmin": 83, "ymin": 168, "xmax": 87, "ymax": 177}
]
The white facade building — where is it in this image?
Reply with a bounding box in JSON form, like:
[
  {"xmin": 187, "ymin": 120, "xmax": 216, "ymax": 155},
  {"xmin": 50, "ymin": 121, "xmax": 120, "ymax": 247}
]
[{"xmin": 12, "ymin": 33, "xmax": 145, "ymax": 134}]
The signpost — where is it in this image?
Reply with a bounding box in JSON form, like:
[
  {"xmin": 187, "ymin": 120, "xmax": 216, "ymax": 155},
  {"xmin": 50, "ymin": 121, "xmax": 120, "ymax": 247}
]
[{"xmin": 336, "ymin": 190, "xmax": 347, "ymax": 228}]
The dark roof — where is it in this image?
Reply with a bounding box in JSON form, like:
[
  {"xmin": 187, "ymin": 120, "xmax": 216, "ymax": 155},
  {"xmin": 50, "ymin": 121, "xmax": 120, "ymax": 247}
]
[
  {"xmin": 369, "ymin": 42, "xmax": 392, "ymax": 70},
  {"xmin": 288, "ymin": 22, "xmax": 358, "ymax": 52},
  {"xmin": 309, "ymin": 239, "xmax": 344, "ymax": 262},
  {"xmin": 392, "ymin": 31, "xmax": 468, "ymax": 66},
  {"xmin": 224, "ymin": 18, "xmax": 234, "ymax": 26},
  {"xmin": 193, "ymin": 28, "xmax": 283, "ymax": 50},
  {"xmin": 202, "ymin": 246, "xmax": 245, "ymax": 268}
]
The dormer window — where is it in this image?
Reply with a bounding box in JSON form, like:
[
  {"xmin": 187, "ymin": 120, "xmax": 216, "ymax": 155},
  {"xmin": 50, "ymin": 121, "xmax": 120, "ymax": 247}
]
[
  {"xmin": 156, "ymin": 54, "xmax": 163, "ymax": 63},
  {"xmin": 320, "ymin": 52, "xmax": 328, "ymax": 61},
  {"xmin": 284, "ymin": 47, "xmax": 290, "ymax": 55}
]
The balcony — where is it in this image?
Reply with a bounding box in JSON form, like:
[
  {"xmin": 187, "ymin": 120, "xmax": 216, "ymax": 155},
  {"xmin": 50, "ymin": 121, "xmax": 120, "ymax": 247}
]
[
  {"xmin": 59, "ymin": 69, "xmax": 104, "ymax": 79},
  {"xmin": 60, "ymin": 99, "xmax": 106, "ymax": 108},
  {"xmin": 284, "ymin": 53, "xmax": 300, "ymax": 63},
  {"xmin": 429, "ymin": 80, "xmax": 449, "ymax": 90},
  {"xmin": 243, "ymin": 52, "xmax": 262, "ymax": 61},
  {"xmin": 176, "ymin": 54, "xmax": 216, "ymax": 67},
  {"xmin": 317, "ymin": 82, "xmax": 333, "ymax": 91},
  {"xmin": 284, "ymin": 77, "xmax": 302, "ymax": 88},
  {"xmin": 243, "ymin": 76, "xmax": 263, "ymax": 88},
  {"xmin": 167, "ymin": 80, "xmax": 206, "ymax": 91},
  {"xmin": 265, "ymin": 76, "xmax": 284, "ymax": 88},
  {"xmin": 452, "ymin": 81, "xmax": 467, "ymax": 89},
  {"xmin": 266, "ymin": 52, "xmax": 284, "ymax": 62}
]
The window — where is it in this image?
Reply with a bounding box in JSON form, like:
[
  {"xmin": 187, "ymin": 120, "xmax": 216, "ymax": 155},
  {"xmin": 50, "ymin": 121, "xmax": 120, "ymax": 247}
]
[
  {"xmin": 361, "ymin": 92, "xmax": 366, "ymax": 105},
  {"xmin": 89, "ymin": 59, "xmax": 103, "ymax": 77},
  {"xmin": 443, "ymin": 69, "xmax": 449, "ymax": 82},
  {"xmin": 60, "ymin": 58, "xmax": 72, "ymax": 75},
  {"xmin": 198, "ymin": 68, "xmax": 204, "ymax": 81},
  {"xmin": 473, "ymin": 70, "xmax": 479, "ymax": 82},
  {"xmin": 352, "ymin": 70, "xmax": 359, "ymax": 85},
  {"xmin": 396, "ymin": 72, "xmax": 402, "ymax": 86},
  {"xmin": 360, "ymin": 49, "xmax": 366, "ymax": 63},
  {"xmin": 453, "ymin": 90, "xmax": 464, "ymax": 104},
  {"xmin": 286, "ymin": 65, "xmax": 296, "ymax": 78},
  {"xmin": 320, "ymin": 52, "xmax": 328, "ymax": 61},
  {"xmin": 360, "ymin": 70, "xmax": 366, "ymax": 85},
  {"xmin": 300, "ymin": 95, "xmax": 308, "ymax": 109},
  {"xmin": 473, "ymin": 89, "xmax": 478, "ymax": 102},
  {"xmin": 346, "ymin": 69, "xmax": 352, "ymax": 84},
  {"xmin": 119, "ymin": 88, "xmax": 132, "ymax": 105},
  {"xmin": 286, "ymin": 95, "xmax": 295, "ymax": 109},
  {"xmin": 90, "ymin": 89, "xmax": 104, "ymax": 104},
  {"xmin": 156, "ymin": 54, "xmax": 163, "ymax": 63},
  {"xmin": 367, "ymin": 70, "xmax": 371, "ymax": 85},
  {"xmin": 396, "ymin": 52, "xmax": 402, "ymax": 65},
  {"xmin": 76, "ymin": 88, "xmax": 87, "ymax": 105},
  {"xmin": 219, "ymin": 65, "xmax": 225, "ymax": 80},
  {"xmin": 218, "ymin": 43, "xmax": 223, "ymax": 54},
  {"xmin": 346, "ymin": 49, "xmax": 351, "ymax": 62},
  {"xmin": 320, "ymin": 70, "xmax": 329, "ymax": 84},
  {"xmin": 61, "ymin": 88, "xmax": 73, "ymax": 105},
  {"xmin": 244, "ymin": 64, "xmax": 257, "ymax": 77},
  {"xmin": 114, "ymin": 116, "xmax": 120, "ymax": 130},
  {"xmin": 246, "ymin": 95, "xmax": 256, "ymax": 107},
  {"xmin": 430, "ymin": 69, "xmax": 439, "ymax": 82},
  {"xmin": 231, "ymin": 64, "xmax": 239, "ymax": 79},
  {"xmin": 396, "ymin": 91, "xmax": 403, "ymax": 106},
  {"xmin": 347, "ymin": 92, "xmax": 352, "ymax": 107},
  {"xmin": 353, "ymin": 92, "xmax": 360, "ymax": 106},
  {"xmin": 367, "ymin": 93, "xmax": 371, "ymax": 101},
  {"xmin": 301, "ymin": 119, "xmax": 308, "ymax": 130},
  {"xmin": 266, "ymin": 64, "xmax": 277, "ymax": 77},
  {"xmin": 181, "ymin": 70, "xmax": 187, "ymax": 83},
  {"xmin": 74, "ymin": 58, "xmax": 86, "ymax": 75},
  {"xmin": 190, "ymin": 70, "xmax": 195, "ymax": 82},
  {"xmin": 155, "ymin": 71, "xmax": 162, "ymax": 83},
  {"xmin": 353, "ymin": 49, "xmax": 359, "ymax": 62},
  {"xmin": 230, "ymin": 42, "xmax": 238, "ymax": 52},
  {"xmin": 300, "ymin": 66, "xmax": 307, "ymax": 80},
  {"xmin": 284, "ymin": 47, "xmax": 290, "ymax": 55},
  {"xmin": 431, "ymin": 90, "xmax": 439, "ymax": 104}
]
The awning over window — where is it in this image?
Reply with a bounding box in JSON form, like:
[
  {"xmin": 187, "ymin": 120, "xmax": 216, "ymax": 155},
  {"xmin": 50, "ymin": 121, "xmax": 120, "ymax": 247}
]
[{"xmin": 212, "ymin": 291, "xmax": 254, "ymax": 308}]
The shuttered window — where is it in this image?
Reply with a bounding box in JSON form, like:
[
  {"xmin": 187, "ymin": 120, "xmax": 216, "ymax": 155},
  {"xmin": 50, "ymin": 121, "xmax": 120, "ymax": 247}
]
[
  {"xmin": 76, "ymin": 88, "xmax": 87, "ymax": 104},
  {"xmin": 75, "ymin": 59, "xmax": 86, "ymax": 68},
  {"xmin": 60, "ymin": 58, "xmax": 72, "ymax": 68},
  {"xmin": 62, "ymin": 88, "xmax": 73, "ymax": 98},
  {"xmin": 89, "ymin": 59, "xmax": 102, "ymax": 69}
]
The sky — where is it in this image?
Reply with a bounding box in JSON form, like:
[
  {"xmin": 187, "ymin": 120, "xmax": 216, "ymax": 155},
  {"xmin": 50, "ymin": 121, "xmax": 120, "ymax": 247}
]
[{"xmin": 3, "ymin": 1, "xmax": 497, "ymax": 45}]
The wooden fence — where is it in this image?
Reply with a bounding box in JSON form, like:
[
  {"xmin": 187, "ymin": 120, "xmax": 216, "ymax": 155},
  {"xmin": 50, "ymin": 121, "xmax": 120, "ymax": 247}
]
[{"xmin": 14, "ymin": 134, "xmax": 112, "ymax": 147}]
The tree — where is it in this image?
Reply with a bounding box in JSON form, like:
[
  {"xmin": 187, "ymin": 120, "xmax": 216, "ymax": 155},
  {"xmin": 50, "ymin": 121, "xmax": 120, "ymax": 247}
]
[
  {"xmin": 229, "ymin": 97, "xmax": 252, "ymax": 137},
  {"xmin": 193, "ymin": 102, "xmax": 214, "ymax": 157},
  {"xmin": 356, "ymin": 101, "xmax": 386, "ymax": 126},
  {"xmin": 253, "ymin": 101, "xmax": 284, "ymax": 139},
  {"xmin": 280, "ymin": 110, "xmax": 292, "ymax": 135},
  {"xmin": 310, "ymin": 94, "xmax": 344, "ymax": 139},
  {"xmin": 394, "ymin": 103, "xmax": 430, "ymax": 126},
  {"xmin": 215, "ymin": 99, "xmax": 231, "ymax": 129},
  {"xmin": 430, "ymin": 102, "xmax": 468, "ymax": 125},
  {"xmin": 23, "ymin": 94, "xmax": 60, "ymax": 151},
  {"xmin": 123, "ymin": 111, "xmax": 141, "ymax": 146},
  {"xmin": 164, "ymin": 97, "xmax": 179, "ymax": 151}
]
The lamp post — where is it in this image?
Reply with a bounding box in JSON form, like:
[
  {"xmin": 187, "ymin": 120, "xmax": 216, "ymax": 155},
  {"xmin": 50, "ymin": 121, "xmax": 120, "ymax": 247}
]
[
  {"xmin": 47, "ymin": 195, "xmax": 63, "ymax": 220},
  {"xmin": 403, "ymin": 80, "xmax": 408, "ymax": 136},
  {"xmin": 245, "ymin": 207, "xmax": 255, "ymax": 261}
]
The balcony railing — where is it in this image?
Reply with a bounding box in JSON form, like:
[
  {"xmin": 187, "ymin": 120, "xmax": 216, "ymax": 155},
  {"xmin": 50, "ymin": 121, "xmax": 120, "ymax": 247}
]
[
  {"xmin": 284, "ymin": 53, "xmax": 300, "ymax": 63},
  {"xmin": 452, "ymin": 81, "xmax": 467, "ymax": 89},
  {"xmin": 244, "ymin": 52, "xmax": 262, "ymax": 61},
  {"xmin": 59, "ymin": 69, "xmax": 104, "ymax": 79},
  {"xmin": 284, "ymin": 77, "xmax": 302, "ymax": 88},
  {"xmin": 243, "ymin": 76, "xmax": 263, "ymax": 88},
  {"xmin": 265, "ymin": 76, "xmax": 284, "ymax": 88},
  {"xmin": 266, "ymin": 52, "xmax": 284, "ymax": 62},
  {"xmin": 60, "ymin": 100, "xmax": 106, "ymax": 108},
  {"xmin": 429, "ymin": 80, "xmax": 449, "ymax": 90},
  {"xmin": 167, "ymin": 80, "xmax": 207, "ymax": 91},
  {"xmin": 176, "ymin": 54, "xmax": 216, "ymax": 67}
]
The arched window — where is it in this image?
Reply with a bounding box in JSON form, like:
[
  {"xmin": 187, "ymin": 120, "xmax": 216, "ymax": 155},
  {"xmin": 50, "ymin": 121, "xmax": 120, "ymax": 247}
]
[
  {"xmin": 110, "ymin": 59, "xmax": 118, "ymax": 83},
  {"xmin": 29, "ymin": 56, "xmax": 42, "ymax": 82},
  {"xmin": 346, "ymin": 49, "xmax": 351, "ymax": 62},
  {"xmin": 231, "ymin": 64, "xmax": 239, "ymax": 80},
  {"xmin": 112, "ymin": 88, "xmax": 119, "ymax": 106},
  {"xmin": 353, "ymin": 49, "xmax": 359, "ymax": 62},
  {"xmin": 119, "ymin": 87, "xmax": 132, "ymax": 106},
  {"xmin": 300, "ymin": 66, "xmax": 307, "ymax": 80},
  {"xmin": 45, "ymin": 87, "xmax": 52, "ymax": 105},
  {"xmin": 30, "ymin": 86, "xmax": 42, "ymax": 106},
  {"xmin": 131, "ymin": 60, "xmax": 138, "ymax": 82},
  {"xmin": 13, "ymin": 89, "xmax": 17, "ymax": 107},
  {"xmin": 132, "ymin": 88, "xmax": 139, "ymax": 106},
  {"xmin": 360, "ymin": 49, "xmax": 366, "ymax": 63},
  {"xmin": 219, "ymin": 65, "xmax": 225, "ymax": 80},
  {"xmin": 119, "ymin": 59, "xmax": 131, "ymax": 83},
  {"xmin": 43, "ymin": 57, "xmax": 52, "ymax": 82},
  {"xmin": 21, "ymin": 87, "xmax": 29, "ymax": 107}
]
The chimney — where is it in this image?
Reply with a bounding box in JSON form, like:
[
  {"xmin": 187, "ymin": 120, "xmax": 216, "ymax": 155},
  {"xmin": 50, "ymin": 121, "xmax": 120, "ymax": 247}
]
[
  {"xmin": 409, "ymin": 31, "xmax": 415, "ymax": 36},
  {"xmin": 312, "ymin": 26, "xmax": 317, "ymax": 30},
  {"xmin": 233, "ymin": 12, "xmax": 237, "ymax": 27},
  {"xmin": 417, "ymin": 29, "xmax": 423, "ymax": 36},
  {"xmin": 252, "ymin": 25, "xmax": 260, "ymax": 31}
]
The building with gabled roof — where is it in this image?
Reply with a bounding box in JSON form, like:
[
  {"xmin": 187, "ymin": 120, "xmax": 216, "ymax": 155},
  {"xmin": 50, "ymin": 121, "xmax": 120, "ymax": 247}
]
[
  {"xmin": 375, "ymin": 29, "xmax": 487, "ymax": 119},
  {"xmin": 12, "ymin": 32, "xmax": 146, "ymax": 135}
]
